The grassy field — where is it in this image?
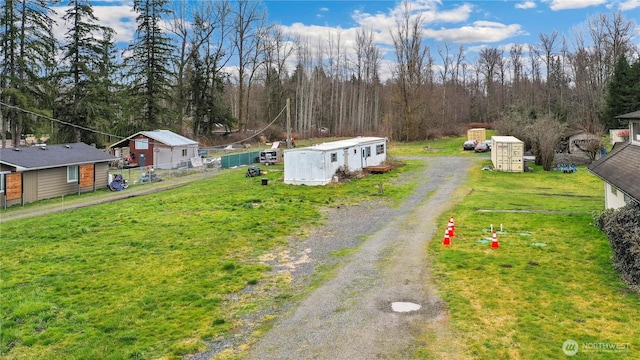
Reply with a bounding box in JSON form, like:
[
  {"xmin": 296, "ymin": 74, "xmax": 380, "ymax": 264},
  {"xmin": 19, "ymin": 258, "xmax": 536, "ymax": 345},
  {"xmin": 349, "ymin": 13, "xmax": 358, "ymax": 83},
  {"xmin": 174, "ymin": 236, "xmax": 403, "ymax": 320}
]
[
  {"xmin": 1, "ymin": 135, "xmax": 638, "ymax": 359},
  {"xmin": 421, "ymin": 160, "xmax": 640, "ymax": 359},
  {"xmin": 0, "ymin": 159, "xmax": 418, "ymax": 360}
]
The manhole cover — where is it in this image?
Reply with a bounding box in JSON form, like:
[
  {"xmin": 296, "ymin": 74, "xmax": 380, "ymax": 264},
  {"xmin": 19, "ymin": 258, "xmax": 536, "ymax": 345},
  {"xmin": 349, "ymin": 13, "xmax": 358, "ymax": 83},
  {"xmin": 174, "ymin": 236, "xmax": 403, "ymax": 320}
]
[{"xmin": 391, "ymin": 302, "xmax": 421, "ymax": 313}]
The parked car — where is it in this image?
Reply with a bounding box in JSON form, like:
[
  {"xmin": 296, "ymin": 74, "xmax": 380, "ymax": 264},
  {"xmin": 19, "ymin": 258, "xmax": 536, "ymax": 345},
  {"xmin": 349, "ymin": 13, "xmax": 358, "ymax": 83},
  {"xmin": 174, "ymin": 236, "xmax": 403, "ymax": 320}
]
[
  {"xmin": 482, "ymin": 139, "xmax": 492, "ymax": 150},
  {"xmin": 463, "ymin": 140, "xmax": 478, "ymax": 151},
  {"xmin": 474, "ymin": 142, "xmax": 490, "ymax": 153}
]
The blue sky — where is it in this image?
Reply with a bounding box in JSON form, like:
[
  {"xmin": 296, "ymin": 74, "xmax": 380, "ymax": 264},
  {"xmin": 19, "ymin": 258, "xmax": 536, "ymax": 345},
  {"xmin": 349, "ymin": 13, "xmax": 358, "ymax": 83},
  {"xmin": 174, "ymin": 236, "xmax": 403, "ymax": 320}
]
[{"xmin": 52, "ymin": 0, "xmax": 640, "ymax": 79}]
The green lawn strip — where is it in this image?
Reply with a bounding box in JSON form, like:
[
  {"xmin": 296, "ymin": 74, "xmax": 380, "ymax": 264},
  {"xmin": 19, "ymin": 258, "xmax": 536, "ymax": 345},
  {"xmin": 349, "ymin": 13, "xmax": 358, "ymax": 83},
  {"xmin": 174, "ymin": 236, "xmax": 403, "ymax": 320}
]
[
  {"xmin": 389, "ymin": 130, "xmax": 496, "ymax": 156},
  {"xmin": 425, "ymin": 162, "xmax": 640, "ymax": 359},
  {"xmin": 0, "ymin": 163, "xmax": 416, "ymax": 359}
]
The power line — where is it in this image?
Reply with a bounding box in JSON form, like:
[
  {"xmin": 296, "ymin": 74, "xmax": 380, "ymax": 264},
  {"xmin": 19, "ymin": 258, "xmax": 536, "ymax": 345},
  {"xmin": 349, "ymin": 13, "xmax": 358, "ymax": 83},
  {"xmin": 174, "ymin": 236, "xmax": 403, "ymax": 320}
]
[
  {"xmin": 0, "ymin": 101, "xmax": 124, "ymax": 139},
  {"xmin": 211, "ymin": 104, "xmax": 288, "ymax": 148},
  {"xmin": 0, "ymin": 100, "xmax": 288, "ymax": 147}
]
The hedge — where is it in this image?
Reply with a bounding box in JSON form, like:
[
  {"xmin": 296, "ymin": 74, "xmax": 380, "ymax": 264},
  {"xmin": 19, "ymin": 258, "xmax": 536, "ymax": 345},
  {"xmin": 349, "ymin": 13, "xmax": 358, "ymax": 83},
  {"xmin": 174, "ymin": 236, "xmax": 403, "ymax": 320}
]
[{"xmin": 594, "ymin": 201, "xmax": 640, "ymax": 288}]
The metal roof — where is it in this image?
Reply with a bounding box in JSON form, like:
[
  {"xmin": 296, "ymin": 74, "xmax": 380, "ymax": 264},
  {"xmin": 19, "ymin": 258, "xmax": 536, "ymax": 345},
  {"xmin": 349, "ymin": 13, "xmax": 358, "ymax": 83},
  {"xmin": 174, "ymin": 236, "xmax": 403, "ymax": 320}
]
[
  {"xmin": 109, "ymin": 130, "xmax": 198, "ymax": 148},
  {"xmin": 0, "ymin": 143, "xmax": 117, "ymax": 171},
  {"xmin": 588, "ymin": 142, "xmax": 640, "ymax": 202},
  {"xmin": 290, "ymin": 137, "xmax": 386, "ymax": 152}
]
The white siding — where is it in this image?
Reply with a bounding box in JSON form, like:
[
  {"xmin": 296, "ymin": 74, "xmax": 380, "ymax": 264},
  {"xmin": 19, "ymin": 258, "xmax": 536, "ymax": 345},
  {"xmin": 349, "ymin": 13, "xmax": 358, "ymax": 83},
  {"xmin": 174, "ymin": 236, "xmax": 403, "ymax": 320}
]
[
  {"xmin": 604, "ymin": 183, "xmax": 628, "ymax": 209},
  {"xmin": 284, "ymin": 137, "xmax": 387, "ymax": 186}
]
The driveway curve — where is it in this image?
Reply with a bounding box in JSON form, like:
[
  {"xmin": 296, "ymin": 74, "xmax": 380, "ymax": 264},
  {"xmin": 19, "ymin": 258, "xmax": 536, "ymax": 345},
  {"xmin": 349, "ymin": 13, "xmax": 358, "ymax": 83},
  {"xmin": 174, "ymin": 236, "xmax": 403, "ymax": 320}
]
[{"xmin": 241, "ymin": 156, "xmax": 476, "ymax": 360}]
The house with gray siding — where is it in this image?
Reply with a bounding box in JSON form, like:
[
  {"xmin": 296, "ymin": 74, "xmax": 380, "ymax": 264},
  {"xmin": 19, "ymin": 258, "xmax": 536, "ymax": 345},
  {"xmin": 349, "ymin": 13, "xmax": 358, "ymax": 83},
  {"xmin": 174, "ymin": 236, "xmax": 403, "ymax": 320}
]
[
  {"xmin": 588, "ymin": 110, "xmax": 640, "ymax": 209},
  {"xmin": 0, "ymin": 143, "xmax": 116, "ymax": 208}
]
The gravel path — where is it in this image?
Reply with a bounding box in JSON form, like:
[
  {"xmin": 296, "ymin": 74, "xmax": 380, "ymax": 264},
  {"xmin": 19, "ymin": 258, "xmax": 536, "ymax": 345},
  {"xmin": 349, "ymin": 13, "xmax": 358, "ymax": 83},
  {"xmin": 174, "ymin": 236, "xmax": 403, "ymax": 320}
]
[{"xmin": 204, "ymin": 156, "xmax": 477, "ymax": 360}]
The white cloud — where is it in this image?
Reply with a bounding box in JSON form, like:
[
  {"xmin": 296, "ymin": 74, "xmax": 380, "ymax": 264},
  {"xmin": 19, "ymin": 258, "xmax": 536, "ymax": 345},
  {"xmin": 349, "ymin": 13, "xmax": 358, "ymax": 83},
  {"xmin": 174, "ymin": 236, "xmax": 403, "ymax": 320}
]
[
  {"xmin": 543, "ymin": 0, "xmax": 608, "ymax": 11},
  {"xmin": 52, "ymin": 3, "xmax": 137, "ymax": 45},
  {"xmin": 515, "ymin": 1, "xmax": 537, "ymax": 9},
  {"xmin": 424, "ymin": 21, "xmax": 527, "ymax": 44},
  {"xmin": 619, "ymin": 0, "xmax": 640, "ymax": 11}
]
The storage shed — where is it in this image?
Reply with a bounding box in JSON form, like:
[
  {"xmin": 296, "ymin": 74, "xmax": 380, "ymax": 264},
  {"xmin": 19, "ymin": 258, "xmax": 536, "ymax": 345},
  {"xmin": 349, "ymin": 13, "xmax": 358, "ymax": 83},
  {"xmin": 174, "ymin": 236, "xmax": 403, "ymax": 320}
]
[
  {"xmin": 284, "ymin": 137, "xmax": 387, "ymax": 186},
  {"xmin": 467, "ymin": 128, "xmax": 487, "ymax": 142},
  {"xmin": 491, "ymin": 136, "xmax": 524, "ymax": 172},
  {"xmin": 109, "ymin": 130, "xmax": 199, "ymax": 170}
]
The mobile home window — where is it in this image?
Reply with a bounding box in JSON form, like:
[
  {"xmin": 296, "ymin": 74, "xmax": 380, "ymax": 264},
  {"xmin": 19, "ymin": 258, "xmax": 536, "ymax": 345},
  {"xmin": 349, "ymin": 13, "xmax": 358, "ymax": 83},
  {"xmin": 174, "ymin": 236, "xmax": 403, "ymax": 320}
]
[
  {"xmin": 67, "ymin": 165, "xmax": 79, "ymax": 183},
  {"xmin": 331, "ymin": 152, "xmax": 337, "ymax": 162},
  {"xmin": 182, "ymin": 149, "xmax": 187, "ymax": 156},
  {"xmin": 363, "ymin": 147, "xmax": 371, "ymax": 158},
  {"xmin": 376, "ymin": 144, "xmax": 385, "ymax": 155}
]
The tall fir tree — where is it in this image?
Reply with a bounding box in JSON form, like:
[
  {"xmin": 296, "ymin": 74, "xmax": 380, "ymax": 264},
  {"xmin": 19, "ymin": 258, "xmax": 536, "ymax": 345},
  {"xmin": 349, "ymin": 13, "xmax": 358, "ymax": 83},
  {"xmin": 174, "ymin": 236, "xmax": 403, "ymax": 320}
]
[
  {"xmin": 57, "ymin": 0, "xmax": 116, "ymax": 144},
  {"xmin": 123, "ymin": 0, "xmax": 176, "ymax": 131},
  {"xmin": 603, "ymin": 55, "xmax": 636, "ymax": 129},
  {"xmin": 0, "ymin": 0, "xmax": 56, "ymax": 146}
]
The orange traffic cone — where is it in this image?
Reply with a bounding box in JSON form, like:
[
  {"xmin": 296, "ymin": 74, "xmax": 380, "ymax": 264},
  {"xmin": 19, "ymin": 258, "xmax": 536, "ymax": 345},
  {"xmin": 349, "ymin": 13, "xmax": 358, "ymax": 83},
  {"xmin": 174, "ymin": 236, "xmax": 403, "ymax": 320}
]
[
  {"xmin": 447, "ymin": 224, "xmax": 454, "ymax": 238},
  {"xmin": 443, "ymin": 230, "xmax": 451, "ymax": 246},
  {"xmin": 449, "ymin": 216, "xmax": 455, "ymax": 232},
  {"xmin": 491, "ymin": 230, "xmax": 499, "ymax": 248}
]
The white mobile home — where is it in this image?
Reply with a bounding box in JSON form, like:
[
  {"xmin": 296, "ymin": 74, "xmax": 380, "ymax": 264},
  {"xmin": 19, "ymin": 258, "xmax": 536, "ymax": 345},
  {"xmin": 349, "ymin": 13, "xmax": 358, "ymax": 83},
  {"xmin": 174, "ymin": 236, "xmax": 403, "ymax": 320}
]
[{"xmin": 284, "ymin": 137, "xmax": 387, "ymax": 186}]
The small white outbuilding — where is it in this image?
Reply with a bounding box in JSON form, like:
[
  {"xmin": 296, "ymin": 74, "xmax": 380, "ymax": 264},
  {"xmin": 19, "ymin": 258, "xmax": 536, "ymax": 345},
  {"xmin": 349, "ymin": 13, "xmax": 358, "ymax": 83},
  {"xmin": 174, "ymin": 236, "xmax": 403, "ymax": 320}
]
[{"xmin": 284, "ymin": 137, "xmax": 387, "ymax": 186}]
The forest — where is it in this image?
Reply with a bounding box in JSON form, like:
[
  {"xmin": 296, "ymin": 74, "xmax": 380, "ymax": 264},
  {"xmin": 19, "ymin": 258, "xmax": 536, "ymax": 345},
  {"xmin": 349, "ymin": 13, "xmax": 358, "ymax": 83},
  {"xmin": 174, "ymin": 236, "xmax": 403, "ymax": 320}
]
[{"xmin": 1, "ymin": 0, "xmax": 639, "ymax": 148}]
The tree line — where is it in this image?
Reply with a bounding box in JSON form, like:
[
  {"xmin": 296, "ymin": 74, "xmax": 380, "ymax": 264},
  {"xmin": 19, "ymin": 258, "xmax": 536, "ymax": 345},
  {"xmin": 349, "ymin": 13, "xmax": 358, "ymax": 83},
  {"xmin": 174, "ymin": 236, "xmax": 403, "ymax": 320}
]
[{"xmin": 1, "ymin": 0, "xmax": 639, "ymax": 148}]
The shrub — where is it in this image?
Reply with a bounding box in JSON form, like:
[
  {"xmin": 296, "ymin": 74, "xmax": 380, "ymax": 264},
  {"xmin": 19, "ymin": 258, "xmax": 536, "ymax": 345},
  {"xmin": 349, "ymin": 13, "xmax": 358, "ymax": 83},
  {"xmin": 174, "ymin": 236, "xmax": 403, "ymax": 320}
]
[{"xmin": 594, "ymin": 201, "xmax": 640, "ymax": 288}]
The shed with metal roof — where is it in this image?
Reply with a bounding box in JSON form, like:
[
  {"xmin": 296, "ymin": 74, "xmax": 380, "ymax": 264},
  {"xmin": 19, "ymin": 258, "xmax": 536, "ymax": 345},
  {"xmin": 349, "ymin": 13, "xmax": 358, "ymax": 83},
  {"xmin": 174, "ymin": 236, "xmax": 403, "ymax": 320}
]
[{"xmin": 108, "ymin": 130, "xmax": 199, "ymax": 169}]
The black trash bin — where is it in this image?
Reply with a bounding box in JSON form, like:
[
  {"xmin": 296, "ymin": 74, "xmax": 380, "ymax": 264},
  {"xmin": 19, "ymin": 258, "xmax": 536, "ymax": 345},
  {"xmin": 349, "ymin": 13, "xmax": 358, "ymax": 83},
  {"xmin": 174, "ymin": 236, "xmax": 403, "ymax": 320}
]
[{"xmin": 261, "ymin": 178, "xmax": 268, "ymax": 186}]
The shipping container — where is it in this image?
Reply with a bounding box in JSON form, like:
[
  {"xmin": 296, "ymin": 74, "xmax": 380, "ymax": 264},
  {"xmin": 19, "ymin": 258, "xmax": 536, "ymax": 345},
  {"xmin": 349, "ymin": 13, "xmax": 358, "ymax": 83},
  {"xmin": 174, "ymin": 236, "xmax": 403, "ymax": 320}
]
[
  {"xmin": 491, "ymin": 136, "xmax": 524, "ymax": 172},
  {"xmin": 467, "ymin": 128, "xmax": 486, "ymax": 142}
]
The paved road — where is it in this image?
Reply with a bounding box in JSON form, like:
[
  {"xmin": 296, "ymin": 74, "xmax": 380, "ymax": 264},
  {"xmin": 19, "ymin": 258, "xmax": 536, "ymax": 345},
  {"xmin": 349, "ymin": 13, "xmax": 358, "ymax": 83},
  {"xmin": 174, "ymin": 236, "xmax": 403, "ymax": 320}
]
[{"xmin": 242, "ymin": 157, "xmax": 476, "ymax": 360}]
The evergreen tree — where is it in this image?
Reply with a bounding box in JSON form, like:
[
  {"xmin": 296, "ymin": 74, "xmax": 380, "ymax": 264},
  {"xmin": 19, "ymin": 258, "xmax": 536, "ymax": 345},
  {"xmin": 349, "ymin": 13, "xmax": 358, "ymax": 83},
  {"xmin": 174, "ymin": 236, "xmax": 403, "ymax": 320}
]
[
  {"xmin": 0, "ymin": 0, "xmax": 56, "ymax": 146},
  {"xmin": 123, "ymin": 0, "xmax": 176, "ymax": 131},
  {"xmin": 189, "ymin": 46, "xmax": 236, "ymax": 137},
  {"xmin": 57, "ymin": 0, "xmax": 116, "ymax": 144},
  {"xmin": 603, "ymin": 55, "xmax": 635, "ymax": 129}
]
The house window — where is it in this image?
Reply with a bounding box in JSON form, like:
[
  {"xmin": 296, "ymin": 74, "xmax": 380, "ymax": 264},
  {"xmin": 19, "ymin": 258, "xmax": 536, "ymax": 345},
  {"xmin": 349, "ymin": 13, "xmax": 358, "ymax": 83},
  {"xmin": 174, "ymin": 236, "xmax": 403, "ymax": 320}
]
[
  {"xmin": 0, "ymin": 172, "xmax": 6, "ymax": 193},
  {"xmin": 331, "ymin": 152, "xmax": 337, "ymax": 162},
  {"xmin": 135, "ymin": 138, "xmax": 149, "ymax": 150},
  {"xmin": 624, "ymin": 194, "xmax": 631, "ymax": 203},
  {"xmin": 376, "ymin": 144, "xmax": 385, "ymax": 155},
  {"xmin": 632, "ymin": 121, "xmax": 640, "ymax": 143},
  {"xmin": 67, "ymin": 165, "xmax": 79, "ymax": 183},
  {"xmin": 182, "ymin": 149, "xmax": 187, "ymax": 156},
  {"xmin": 611, "ymin": 187, "xmax": 617, "ymax": 196}
]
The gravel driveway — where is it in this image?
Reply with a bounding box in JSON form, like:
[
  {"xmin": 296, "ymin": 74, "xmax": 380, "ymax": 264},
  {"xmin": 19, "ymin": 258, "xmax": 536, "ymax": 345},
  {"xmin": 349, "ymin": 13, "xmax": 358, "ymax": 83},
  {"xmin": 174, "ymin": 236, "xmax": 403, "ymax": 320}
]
[{"xmin": 196, "ymin": 156, "xmax": 477, "ymax": 360}]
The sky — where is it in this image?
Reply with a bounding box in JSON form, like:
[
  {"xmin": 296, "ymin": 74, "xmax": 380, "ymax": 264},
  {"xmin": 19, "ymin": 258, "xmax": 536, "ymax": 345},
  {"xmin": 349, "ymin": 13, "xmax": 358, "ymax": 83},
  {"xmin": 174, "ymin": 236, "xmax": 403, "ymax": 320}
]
[{"xmin": 51, "ymin": 0, "xmax": 640, "ymax": 79}]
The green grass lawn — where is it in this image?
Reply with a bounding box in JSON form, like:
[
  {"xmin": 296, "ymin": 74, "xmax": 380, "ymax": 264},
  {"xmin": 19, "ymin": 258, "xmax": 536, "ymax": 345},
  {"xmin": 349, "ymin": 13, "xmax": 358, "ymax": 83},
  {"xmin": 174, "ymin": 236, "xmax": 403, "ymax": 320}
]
[
  {"xmin": 0, "ymin": 161, "xmax": 417, "ymax": 360},
  {"xmin": 1, "ymin": 135, "xmax": 638, "ymax": 360},
  {"xmin": 422, "ymin": 163, "xmax": 640, "ymax": 359}
]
